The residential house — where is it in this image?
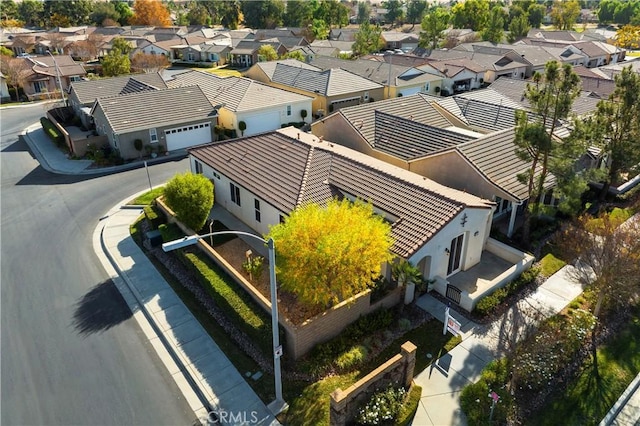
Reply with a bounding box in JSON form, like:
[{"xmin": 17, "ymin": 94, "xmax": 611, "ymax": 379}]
[
  {"xmin": 428, "ymin": 47, "xmax": 532, "ymax": 82},
  {"xmin": 188, "ymin": 126, "xmax": 501, "ymax": 309},
  {"xmin": 68, "ymin": 72, "xmax": 167, "ymax": 126},
  {"xmin": 229, "ymin": 40, "xmax": 287, "ymax": 68},
  {"xmin": 310, "ymin": 93, "xmax": 555, "ymax": 237},
  {"xmin": 245, "ymin": 59, "xmax": 384, "ymax": 116},
  {"xmin": 329, "ymin": 28, "xmax": 360, "ymax": 42},
  {"xmin": 172, "ymin": 43, "xmax": 231, "ymax": 66},
  {"xmin": 19, "ymin": 55, "xmax": 86, "ymax": 101},
  {"xmin": 90, "ymin": 86, "xmax": 218, "ymax": 159},
  {"xmin": 308, "ymin": 39, "xmax": 354, "ymax": 56},
  {"xmin": 417, "ymin": 58, "xmax": 485, "ymax": 95},
  {"xmin": 309, "ymin": 55, "xmax": 442, "ymax": 98},
  {"xmin": 166, "ymin": 70, "xmax": 313, "ymax": 135},
  {"xmin": 1, "ymin": 72, "xmax": 10, "ymax": 102},
  {"xmin": 381, "ymin": 31, "xmax": 419, "ymax": 52}
]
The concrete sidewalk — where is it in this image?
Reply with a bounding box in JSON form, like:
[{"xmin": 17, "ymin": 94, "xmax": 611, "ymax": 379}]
[
  {"xmin": 94, "ymin": 203, "xmax": 279, "ymax": 426},
  {"xmin": 22, "ymin": 123, "xmax": 187, "ymax": 175},
  {"xmin": 411, "ymin": 266, "xmax": 586, "ymax": 425}
]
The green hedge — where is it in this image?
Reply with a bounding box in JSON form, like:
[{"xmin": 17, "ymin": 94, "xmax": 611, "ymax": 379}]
[
  {"xmin": 180, "ymin": 251, "xmax": 274, "ymax": 354},
  {"xmin": 474, "ymin": 267, "xmax": 540, "ymax": 317},
  {"xmin": 40, "ymin": 117, "xmax": 64, "ymax": 146},
  {"xmin": 143, "ymin": 205, "xmax": 164, "ymax": 229}
]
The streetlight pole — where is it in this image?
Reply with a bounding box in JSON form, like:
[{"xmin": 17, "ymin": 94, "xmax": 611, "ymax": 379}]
[
  {"xmin": 162, "ymin": 231, "xmax": 287, "ymax": 415},
  {"xmin": 46, "ymin": 50, "xmax": 66, "ymax": 106}
]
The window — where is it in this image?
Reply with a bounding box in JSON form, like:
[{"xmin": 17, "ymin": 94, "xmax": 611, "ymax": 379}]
[
  {"xmin": 447, "ymin": 234, "xmax": 464, "ymax": 276},
  {"xmin": 149, "ymin": 128, "xmax": 158, "ymax": 143},
  {"xmin": 279, "ymin": 214, "xmax": 286, "ymax": 224},
  {"xmin": 286, "ymin": 105, "xmax": 292, "ymax": 116},
  {"xmin": 33, "ymin": 81, "xmax": 46, "ymax": 93},
  {"xmin": 254, "ymin": 199, "xmax": 261, "ymax": 222},
  {"xmin": 70, "ymin": 76, "xmax": 82, "ymax": 82},
  {"xmin": 112, "ymin": 133, "xmax": 119, "ymax": 149},
  {"xmin": 194, "ymin": 160, "xmax": 203, "ymax": 174},
  {"xmin": 230, "ymin": 182, "xmax": 241, "ymax": 206},
  {"xmin": 424, "ymin": 83, "xmax": 430, "ymax": 92}
]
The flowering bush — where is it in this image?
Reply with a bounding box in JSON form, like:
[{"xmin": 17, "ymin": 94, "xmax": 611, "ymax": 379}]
[{"xmin": 355, "ymin": 384, "xmax": 407, "ymax": 425}]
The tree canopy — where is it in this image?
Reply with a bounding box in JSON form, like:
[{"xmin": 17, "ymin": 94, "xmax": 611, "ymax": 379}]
[
  {"xmin": 577, "ymin": 66, "xmax": 640, "ymax": 198},
  {"xmin": 352, "ymin": 21, "xmax": 385, "ymax": 57},
  {"xmin": 451, "ymin": 0, "xmax": 490, "ymax": 31},
  {"xmin": 101, "ymin": 48, "xmax": 130, "ymax": 77},
  {"xmin": 419, "ymin": 8, "xmax": 450, "ymax": 50},
  {"xmin": 513, "ymin": 61, "xmax": 582, "ymax": 244},
  {"xmin": 242, "ymin": 0, "xmax": 285, "ymax": 29},
  {"xmin": 163, "ymin": 172, "xmax": 214, "ymax": 232},
  {"xmin": 481, "ymin": 6, "xmax": 505, "ymax": 43},
  {"xmin": 550, "ymin": 0, "xmax": 581, "ymax": 30},
  {"xmin": 130, "ymin": 0, "xmax": 172, "ymax": 26},
  {"xmin": 266, "ymin": 199, "xmax": 394, "ymax": 308},
  {"xmin": 257, "ymin": 44, "xmax": 278, "ymax": 62}
]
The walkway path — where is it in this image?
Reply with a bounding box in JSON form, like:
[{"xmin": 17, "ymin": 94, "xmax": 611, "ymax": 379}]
[
  {"xmin": 411, "ymin": 266, "xmax": 586, "ymax": 425},
  {"xmin": 95, "ymin": 204, "xmax": 279, "ymax": 425}
]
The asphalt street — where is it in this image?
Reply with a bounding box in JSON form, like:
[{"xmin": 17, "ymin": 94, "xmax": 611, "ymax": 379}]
[{"xmin": 1, "ymin": 104, "xmax": 196, "ymax": 425}]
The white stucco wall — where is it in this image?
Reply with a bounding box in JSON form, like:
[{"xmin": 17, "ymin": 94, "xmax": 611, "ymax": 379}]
[
  {"xmin": 191, "ymin": 157, "xmax": 284, "ymax": 237},
  {"xmin": 408, "ymin": 207, "xmax": 492, "ymax": 280}
]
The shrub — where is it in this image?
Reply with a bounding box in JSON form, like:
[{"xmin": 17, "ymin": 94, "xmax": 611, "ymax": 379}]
[
  {"xmin": 40, "ymin": 117, "xmax": 64, "ymax": 146},
  {"xmin": 474, "ymin": 267, "xmax": 540, "ymax": 316},
  {"xmin": 355, "ymin": 384, "xmax": 407, "ymax": 425},
  {"xmin": 163, "ymin": 172, "xmax": 214, "ymax": 231},
  {"xmin": 460, "ymin": 359, "xmax": 511, "ymax": 425},
  {"xmin": 335, "ymin": 345, "xmax": 368, "ymax": 370},
  {"xmin": 539, "ymin": 253, "xmax": 566, "ymax": 277},
  {"xmin": 242, "ymin": 255, "xmax": 264, "ymax": 281},
  {"xmin": 143, "ymin": 205, "xmax": 164, "ymax": 229}
]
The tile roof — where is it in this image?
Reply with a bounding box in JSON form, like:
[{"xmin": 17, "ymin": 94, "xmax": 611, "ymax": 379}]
[
  {"xmin": 454, "ymin": 127, "xmax": 556, "ymax": 201},
  {"xmin": 188, "ymin": 127, "xmax": 493, "ymax": 258},
  {"xmin": 269, "ymin": 63, "xmax": 383, "ymax": 96},
  {"xmin": 25, "ymin": 55, "xmax": 86, "ymax": 78},
  {"xmin": 166, "ymin": 70, "xmax": 312, "ymax": 111},
  {"xmin": 448, "ymin": 97, "xmax": 521, "ymax": 132},
  {"xmin": 70, "ymin": 72, "xmax": 167, "ymax": 105},
  {"xmin": 372, "ymin": 111, "xmax": 476, "ymax": 160},
  {"xmin": 250, "ymin": 59, "xmax": 320, "ymax": 80},
  {"xmin": 333, "ymin": 93, "xmax": 458, "ymax": 146},
  {"xmin": 93, "ymin": 86, "xmax": 216, "ymax": 134}
]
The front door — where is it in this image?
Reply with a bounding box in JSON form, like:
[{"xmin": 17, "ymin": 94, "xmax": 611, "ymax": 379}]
[{"xmin": 447, "ymin": 234, "xmax": 464, "ymax": 276}]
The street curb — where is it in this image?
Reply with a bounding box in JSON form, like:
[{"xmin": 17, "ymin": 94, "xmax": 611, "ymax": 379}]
[
  {"xmin": 92, "ymin": 193, "xmax": 211, "ymax": 424},
  {"xmin": 599, "ymin": 373, "xmax": 640, "ymax": 426},
  {"xmin": 21, "ymin": 123, "xmax": 188, "ymax": 176}
]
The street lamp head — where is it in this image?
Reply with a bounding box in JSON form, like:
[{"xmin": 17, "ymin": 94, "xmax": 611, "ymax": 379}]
[{"xmin": 162, "ymin": 235, "xmax": 200, "ymax": 251}]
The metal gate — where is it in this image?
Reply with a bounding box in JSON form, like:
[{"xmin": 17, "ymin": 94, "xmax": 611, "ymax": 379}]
[{"xmin": 446, "ymin": 284, "xmax": 461, "ymax": 305}]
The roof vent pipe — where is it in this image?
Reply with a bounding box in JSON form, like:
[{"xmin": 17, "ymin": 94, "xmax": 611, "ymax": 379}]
[{"xmin": 297, "ymin": 132, "xmax": 300, "ymax": 140}]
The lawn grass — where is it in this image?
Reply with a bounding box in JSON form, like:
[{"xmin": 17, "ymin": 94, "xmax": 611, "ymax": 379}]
[
  {"xmin": 626, "ymin": 51, "xmax": 640, "ymax": 57},
  {"xmin": 530, "ymin": 304, "xmax": 640, "ymax": 426},
  {"xmin": 128, "ymin": 187, "xmax": 164, "ymax": 205},
  {"xmin": 539, "ymin": 253, "xmax": 566, "ymax": 277}
]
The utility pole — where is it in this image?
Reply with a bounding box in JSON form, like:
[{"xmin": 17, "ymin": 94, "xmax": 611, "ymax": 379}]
[{"xmin": 47, "ymin": 50, "xmax": 66, "ymax": 106}]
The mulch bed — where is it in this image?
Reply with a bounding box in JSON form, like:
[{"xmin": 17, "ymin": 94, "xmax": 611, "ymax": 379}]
[{"xmin": 211, "ymin": 238, "xmax": 324, "ymax": 325}]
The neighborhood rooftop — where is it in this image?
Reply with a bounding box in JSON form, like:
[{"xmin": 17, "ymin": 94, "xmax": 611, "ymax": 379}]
[
  {"xmin": 188, "ymin": 127, "xmax": 493, "ymax": 258},
  {"xmin": 92, "ymin": 86, "xmax": 215, "ymax": 134},
  {"xmin": 166, "ymin": 70, "xmax": 313, "ymax": 111}
]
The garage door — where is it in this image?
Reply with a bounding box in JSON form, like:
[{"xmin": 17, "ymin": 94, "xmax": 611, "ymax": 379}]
[
  {"xmin": 165, "ymin": 122, "xmax": 212, "ymax": 151},
  {"xmin": 242, "ymin": 111, "xmax": 281, "ymax": 136}
]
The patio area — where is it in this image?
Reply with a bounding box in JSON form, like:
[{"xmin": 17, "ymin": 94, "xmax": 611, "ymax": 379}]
[{"xmin": 432, "ymin": 238, "xmax": 535, "ymax": 312}]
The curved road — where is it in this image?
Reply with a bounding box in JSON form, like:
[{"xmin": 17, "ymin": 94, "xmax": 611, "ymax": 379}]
[{"xmin": 1, "ymin": 104, "xmax": 195, "ymax": 425}]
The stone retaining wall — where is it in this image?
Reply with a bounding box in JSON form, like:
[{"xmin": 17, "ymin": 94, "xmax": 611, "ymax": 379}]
[{"xmin": 329, "ymin": 341, "xmax": 417, "ymax": 425}]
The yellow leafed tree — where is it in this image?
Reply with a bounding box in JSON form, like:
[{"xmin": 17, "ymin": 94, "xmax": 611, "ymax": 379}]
[
  {"xmin": 267, "ymin": 199, "xmax": 394, "ymax": 308},
  {"xmin": 615, "ymin": 25, "xmax": 640, "ymax": 49},
  {"xmin": 130, "ymin": 0, "xmax": 172, "ymax": 27}
]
